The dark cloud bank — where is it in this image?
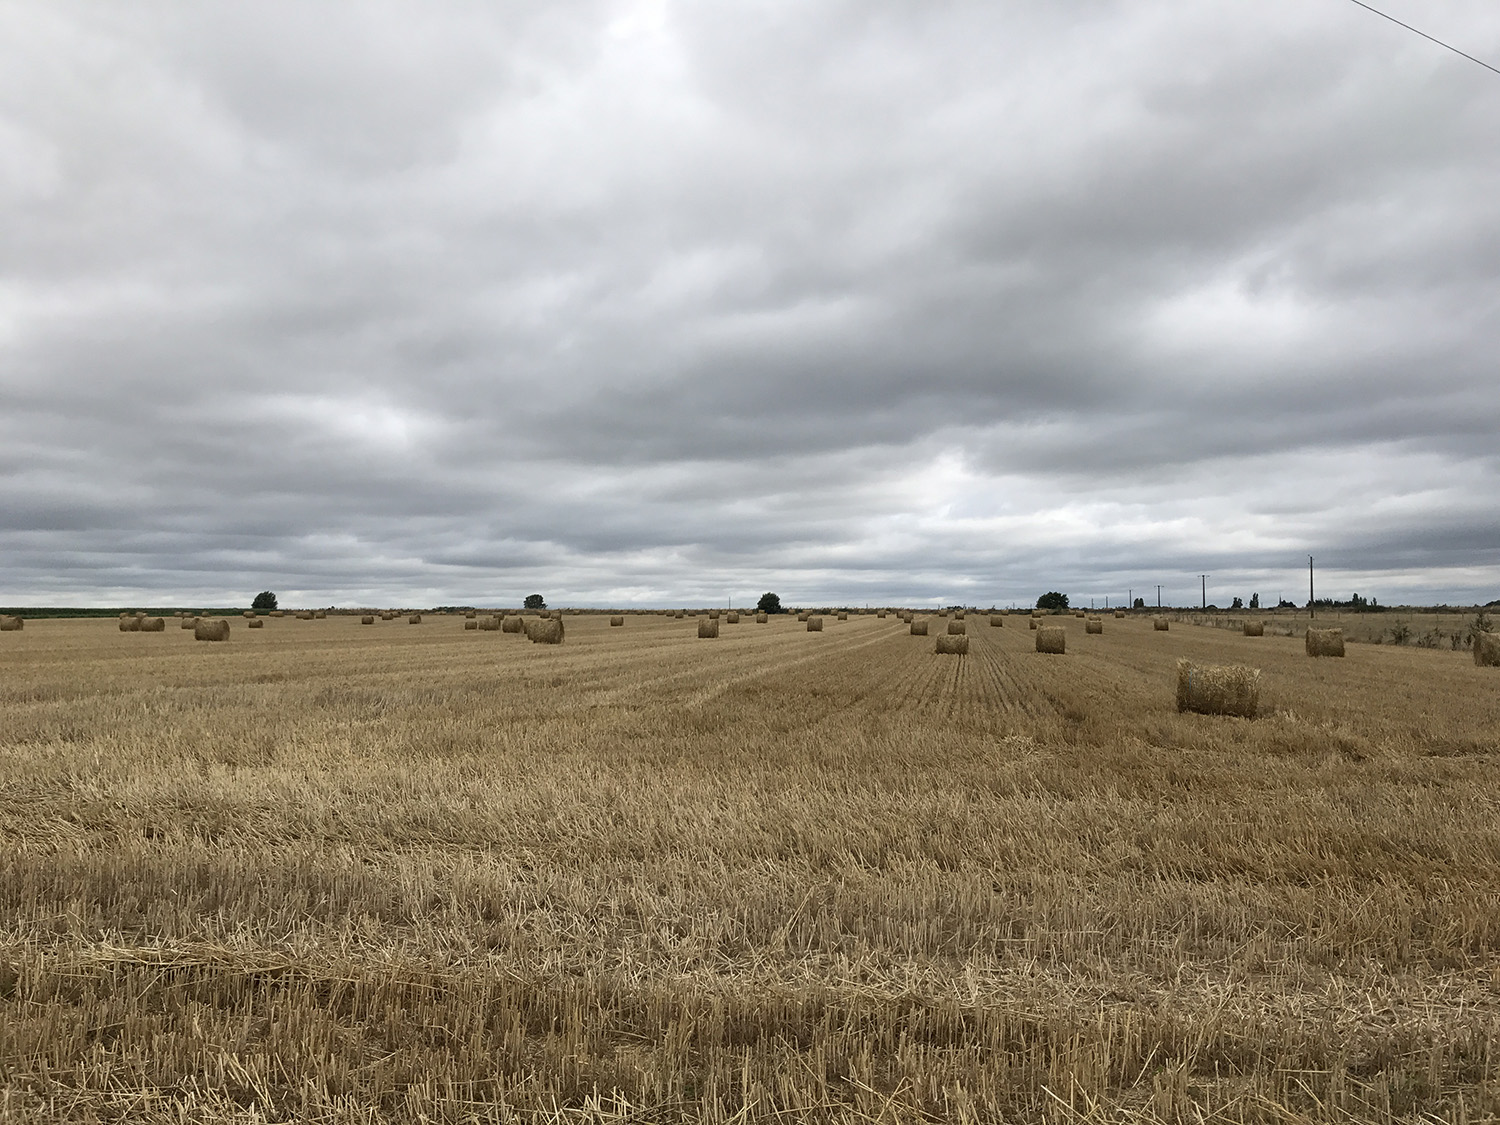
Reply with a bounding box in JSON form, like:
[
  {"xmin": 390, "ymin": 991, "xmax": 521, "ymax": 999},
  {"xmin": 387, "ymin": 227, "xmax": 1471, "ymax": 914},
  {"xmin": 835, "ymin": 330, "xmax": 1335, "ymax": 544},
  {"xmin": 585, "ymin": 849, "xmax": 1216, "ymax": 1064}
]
[{"xmin": 2, "ymin": 1, "xmax": 1497, "ymax": 607}]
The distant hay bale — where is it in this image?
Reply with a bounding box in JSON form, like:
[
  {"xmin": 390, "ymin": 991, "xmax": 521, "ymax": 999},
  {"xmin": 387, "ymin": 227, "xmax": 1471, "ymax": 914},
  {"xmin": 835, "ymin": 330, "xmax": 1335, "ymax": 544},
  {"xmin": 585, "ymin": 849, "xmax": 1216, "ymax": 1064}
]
[
  {"xmin": 119, "ymin": 616, "xmax": 141, "ymax": 632},
  {"xmin": 381, "ymin": 612, "xmax": 394, "ymax": 621},
  {"xmin": 698, "ymin": 617, "xmax": 719, "ymax": 638},
  {"xmin": 464, "ymin": 619, "xmax": 479, "ymax": 630},
  {"xmin": 935, "ymin": 633, "xmax": 969, "ymax": 655},
  {"xmin": 465, "ymin": 611, "xmax": 477, "ymax": 619},
  {"xmin": 0, "ymin": 616, "xmax": 22, "ymax": 631},
  {"xmin": 1154, "ymin": 618, "xmax": 1170, "ymax": 631},
  {"xmin": 502, "ymin": 615, "xmax": 523, "ymax": 633},
  {"xmin": 313, "ymin": 610, "xmax": 326, "ymax": 619},
  {"xmin": 296, "ymin": 611, "xmax": 314, "ymax": 621},
  {"xmin": 139, "ymin": 616, "xmax": 166, "ymax": 632},
  {"xmin": 726, "ymin": 612, "xmax": 740, "ymax": 624},
  {"xmin": 361, "ymin": 615, "xmax": 375, "ymax": 625},
  {"xmin": 674, "ymin": 610, "xmax": 685, "ymax": 619},
  {"xmin": 524, "ymin": 616, "xmax": 565, "ymax": 644},
  {"xmin": 756, "ymin": 612, "xmax": 768, "ymax": 623},
  {"xmin": 180, "ymin": 617, "xmax": 196, "ymax": 629},
  {"xmin": 807, "ymin": 615, "xmax": 824, "ymax": 631},
  {"xmin": 242, "ymin": 610, "xmax": 256, "ymax": 619},
  {"xmin": 837, "ymin": 612, "xmax": 847, "ymax": 621},
  {"xmin": 1176, "ymin": 658, "xmax": 1260, "ymax": 718},
  {"xmin": 478, "ymin": 616, "xmax": 500, "ymax": 631},
  {"xmin": 1244, "ymin": 620, "xmax": 1265, "ymax": 637},
  {"xmin": 1028, "ymin": 618, "xmax": 1038, "ymax": 630},
  {"xmin": 1086, "ymin": 618, "xmax": 1103, "ymax": 634},
  {"xmin": 270, "ymin": 610, "xmax": 284, "ymax": 618},
  {"xmin": 990, "ymin": 615, "xmax": 1004, "ymax": 627},
  {"xmin": 247, "ymin": 617, "xmax": 264, "ymax": 629},
  {"xmin": 408, "ymin": 614, "xmax": 422, "ymax": 625},
  {"xmin": 909, "ymin": 619, "xmax": 928, "ymax": 636},
  {"xmin": 194, "ymin": 618, "xmax": 230, "ymax": 642},
  {"xmin": 947, "ymin": 619, "xmax": 966, "ymax": 635},
  {"xmin": 708, "ymin": 610, "xmax": 720, "ymax": 620},
  {"xmin": 877, "ymin": 610, "xmax": 887, "ymax": 618},
  {"xmin": 1475, "ymin": 632, "xmax": 1500, "ymax": 667},
  {"xmin": 550, "ymin": 610, "xmax": 563, "ymax": 620},
  {"xmin": 797, "ymin": 611, "xmax": 810, "ymax": 621},
  {"xmin": 1036, "ymin": 625, "xmax": 1066, "ymax": 654},
  {"xmin": 1306, "ymin": 628, "xmax": 1345, "ymax": 657},
  {"xmin": 610, "ymin": 616, "xmax": 624, "ymax": 626},
  {"xmin": 1114, "ymin": 609, "xmax": 1125, "ymax": 619},
  {"xmin": 1073, "ymin": 610, "xmax": 1086, "ymax": 619}
]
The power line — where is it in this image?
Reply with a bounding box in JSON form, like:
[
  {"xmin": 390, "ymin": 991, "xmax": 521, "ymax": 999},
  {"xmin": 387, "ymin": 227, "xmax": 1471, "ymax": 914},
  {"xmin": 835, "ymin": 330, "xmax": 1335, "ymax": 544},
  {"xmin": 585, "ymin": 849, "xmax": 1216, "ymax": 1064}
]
[{"xmin": 1344, "ymin": 0, "xmax": 1500, "ymax": 78}]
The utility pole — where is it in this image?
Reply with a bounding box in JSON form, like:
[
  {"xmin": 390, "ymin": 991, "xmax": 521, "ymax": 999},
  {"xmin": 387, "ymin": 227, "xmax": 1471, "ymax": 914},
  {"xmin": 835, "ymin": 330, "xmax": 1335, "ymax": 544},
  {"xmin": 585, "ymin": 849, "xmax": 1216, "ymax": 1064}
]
[
  {"xmin": 1157, "ymin": 585, "xmax": 1162, "ymax": 608},
  {"xmin": 1199, "ymin": 574, "xmax": 1209, "ymax": 610},
  {"xmin": 1128, "ymin": 588, "xmax": 1132, "ymax": 609},
  {"xmin": 1309, "ymin": 556, "xmax": 1315, "ymax": 620}
]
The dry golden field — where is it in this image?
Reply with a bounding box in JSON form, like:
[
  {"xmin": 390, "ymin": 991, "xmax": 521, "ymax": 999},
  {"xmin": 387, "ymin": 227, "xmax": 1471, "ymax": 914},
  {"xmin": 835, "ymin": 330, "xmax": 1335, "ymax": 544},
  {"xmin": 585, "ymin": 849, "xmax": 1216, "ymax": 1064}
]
[{"xmin": 2, "ymin": 611, "xmax": 1499, "ymax": 1123}]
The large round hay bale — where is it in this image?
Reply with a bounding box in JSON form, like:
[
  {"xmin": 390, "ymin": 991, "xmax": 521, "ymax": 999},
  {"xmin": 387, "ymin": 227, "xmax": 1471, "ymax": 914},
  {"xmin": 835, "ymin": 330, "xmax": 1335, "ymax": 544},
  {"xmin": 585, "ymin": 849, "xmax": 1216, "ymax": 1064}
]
[
  {"xmin": 1086, "ymin": 618, "xmax": 1103, "ymax": 635},
  {"xmin": 877, "ymin": 610, "xmax": 887, "ymax": 619},
  {"xmin": 698, "ymin": 617, "xmax": 719, "ymax": 638},
  {"xmin": 806, "ymin": 615, "xmax": 823, "ymax": 631},
  {"xmin": 726, "ymin": 612, "xmax": 739, "ymax": 624},
  {"xmin": 609, "ymin": 616, "xmax": 624, "ymax": 626},
  {"xmin": 990, "ymin": 615, "xmax": 1004, "ymax": 627},
  {"xmin": 180, "ymin": 617, "xmax": 196, "ymax": 629},
  {"xmin": 464, "ymin": 619, "xmax": 479, "ymax": 630},
  {"xmin": 1176, "ymin": 659, "xmax": 1260, "ymax": 718},
  {"xmin": 119, "ymin": 616, "xmax": 141, "ymax": 632},
  {"xmin": 194, "ymin": 618, "xmax": 230, "ymax": 642},
  {"xmin": 1036, "ymin": 625, "xmax": 1066, "ymax": 654},
  {"xmin": 1073, "ymin": 610, "xmax": 1086, "ymax": 619},
  {"xmin": 837, "ymin": 612, "xmax": 848, "ymax": 621},
  {"xmin": 0, "ymin": 616, "xmax": 22, "ymax": 631},
  {"xmin": 139, "ymin": 616, "xmax": 166, "ymax": 632},
  {"xmin": 361, "ymin": 615, "xmax": 375, "ymax": 625},
  {"xmin": 909, "ymin": 619, "xmax": 928, "ymax": 636},
  {"xmin": 1153, "ymin": 618, "xmax": 1170, "ymax": 631},
  {"xmin": 523, "ymin": 616, "xmax": 564, "ymax": 644},
  {"xmin": 674, "ymin": 610, "xmax": 685, "ymax": 619},
  {"xmin": 296, "ymin": 611, "xmax": 314, "ymax": 621},
  {"xmin": 947, "ymin": 619, "xmax": 966, "ymax": 635},
  {"xmin": 1028, "ymin": 618, "xmax": 1038, "ymax": 630},
  {"xmin": 550, "ymin": 610, "xmax": 563, "ymax": 620},
  {"xmin": 313, "ymin": 610, "xmax": 326, "ymax": 619},
  {"xmin": 465, "ymin": 611, "xmax": 477, "ymax": 619},
  {"xmin": 478, "ymin": 616, "xmax": 500, "ymax": 631},
  {"xmin": 796, "ymin": 611, "xmax": 810, "ymax": 622},
  {"xmin": 502, "ymin": 615, "xmax": 523, "ymax": 633},
  {"xmin": 381, "ymin": 612, "xmax": 395, "ymax": 621},
  {"xmin": 755, "ymin": 612, "xmax": 768, "ymax": 623},
  {"xmin": 408, "ymin": 614, "xmax": 422, "ymax": 625},
  {"xmin": 1114, "ymin": 609, "xmax": 1125, "ymax": 619},
  {"xmin": 1475, "ymin": 632, "xmax": 1500, "ymax": 667},
  {"xmin": 935, "ymin": 633, "xmax": 969, "ymax": 655},
  {"xmin": 247, "ymin": 617, "xmax": 264, "ymax": 629},
  {"xmin": 708, "ymin": 610, "xmax": 720, "ymax": 620},
  {"xmin": 270, "ymin": 610, "xmax": 284, "ymax": 618},
  {"xmin": 1244, "ymin": 620, "xmax": 1265, "ymax": 637},
  {"xmin": 242, "ymin": 610, "xmax": 256, "ymax": 619},
  {"xmin": 1306, "ymin": 628, "xmax": 1344, "ymax": 657}
]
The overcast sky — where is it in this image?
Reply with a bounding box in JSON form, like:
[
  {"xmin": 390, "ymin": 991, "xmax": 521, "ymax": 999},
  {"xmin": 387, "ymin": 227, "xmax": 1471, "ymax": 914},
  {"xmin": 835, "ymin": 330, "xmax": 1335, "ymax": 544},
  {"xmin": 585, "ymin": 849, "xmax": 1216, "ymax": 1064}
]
[{"xmin": 2, "ymin": 1, "xmax": 1497, "ymax": 609}]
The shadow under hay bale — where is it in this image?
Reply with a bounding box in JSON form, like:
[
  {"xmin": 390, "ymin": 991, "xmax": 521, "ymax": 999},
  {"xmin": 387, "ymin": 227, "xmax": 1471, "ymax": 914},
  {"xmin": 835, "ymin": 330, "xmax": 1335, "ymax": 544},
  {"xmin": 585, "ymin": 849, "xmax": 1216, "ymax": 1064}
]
[
  {"xmin": 361, "ymin": 615, "xmax": 375, "ymax": 625},
  {"xmin": 1177, "ymin": 658, "xmax": 1260, "ymax": 718},
  {"xmin": 1086, "ymin": 618, "xmax": 1103, "ymax": 634},
  {"xmin": 1036, "ymin": 625, "xmax": 1066, "ymax": 654},
  {"xmin": 0, "ymin": 616, "xmax": 22, "ymax": 631},
  {"xmin": 990, "ymin": 615, "xmax": 1004, "ymax": 627},
  {"xmin": 501, "ymin": 616, "xmax": 523, "ymax": 633},
  {"xmin": 1306, "ymin": 628, "xmax": 1345, "ymax": 657},
  {"xmin": 1154, "ymin": 618, "xmax": 1170, "ymax": 631},
  {"xmin": 194, "ymin": 618, "xmax": 230, "ymax": 642},
  {"xmin": 947, "ymin": 620, "xmax": 966, "ymax": 635},
  {"xmin": 806, "ymin": 616, "xmax": 824, "ymax": 631},
  {"xmin": 1472, "ymin": 632, "xmax": 1499, "ymax": 667},
  {"xmin": 479, "ymin": 616, "xmax": 500, "ymax": 631},
  {"xmin": 935, "ymin": 633, "xmax": 968, "ymax": 655},
  {"xmin": 1244, "ymin": 620, "xmax": 1265, "ymax": 637},
  {"xmin": 523, "ymin": 616, "xmax": 564, "ymax": 644},
  {"xmin": 698, "ymin": 618, "xmax": 719, "ymax": 638},
  {"xmin": 609, "ymin": 616, "xmax": 624, "ymax": 626}
]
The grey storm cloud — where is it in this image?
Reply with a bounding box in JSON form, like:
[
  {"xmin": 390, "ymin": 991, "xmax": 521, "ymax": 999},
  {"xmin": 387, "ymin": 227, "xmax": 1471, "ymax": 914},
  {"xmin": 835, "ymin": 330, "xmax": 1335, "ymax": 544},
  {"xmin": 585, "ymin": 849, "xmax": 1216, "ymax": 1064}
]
[{"xmin": 1, "ymin": 0, "xmax": 1497, "ymax": 608}]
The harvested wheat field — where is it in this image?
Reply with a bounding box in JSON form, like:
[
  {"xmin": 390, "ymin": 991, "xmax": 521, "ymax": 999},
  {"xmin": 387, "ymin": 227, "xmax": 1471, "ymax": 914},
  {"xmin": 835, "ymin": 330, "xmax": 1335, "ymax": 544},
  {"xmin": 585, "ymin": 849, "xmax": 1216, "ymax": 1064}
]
[{"xmin": 2, "ymin": 612, "xmax": 1499, "ymax": 1123}]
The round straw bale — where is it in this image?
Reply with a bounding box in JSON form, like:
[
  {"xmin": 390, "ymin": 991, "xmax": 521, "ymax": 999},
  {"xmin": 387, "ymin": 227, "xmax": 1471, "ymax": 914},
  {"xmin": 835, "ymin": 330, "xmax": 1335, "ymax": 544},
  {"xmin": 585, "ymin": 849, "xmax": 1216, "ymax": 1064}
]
[
  {"xmin": 242, "ymin": 610, "xmax": 256, "ymax": 619},
  {"xmin": 523, "ymin": 616, "xmax": 565, "ymax": 644},
  {"xmin": 1305, "ymin": 627, "xmax": 1345, "ymax": 657},
  {"xmin": 180, "ymin": 617, "xmax": 196, "ymax": 629},
  {"xmin": 797, "ymin": 611, "xmax": 810, "ymax": 621},
  {"xmin": 465, "ymin": 611, "xmax": 477, "ymax": 619},
  {"xmin": 674, "ymin": 610, "xmax": 685, "ymax": 619},
  {"xmin": 296, "ymin": 611, "xmax": 313, "ymax": 620},
  {"xmin": 756, "ymin": 611, "xmax": 768, "ymax": 623},
  {"xmin": 1154, "ymin": 617, "xmax": 1170, "ymax": 631},
  {"xmin": 478, "ymin": 615, "xmax": 500, "ymax": 630},
  {"xmin": 947, "ymin": 619, "xmax": 966, "ymax": 635},
  {"xmin": 464, "ymin": 619, "xmax": 479, "ymax": 630},
  {"xmin": 381, "ymin": 612, "xmax": 394, "ymax": 621},
  {"xmin": 909, "ymin": 619, "xmax": 928, "ymax": 636},
  {"xmin": 1086, "ymin": 618, "xmax": 1103, "ymax": 634},
  {"xmin": 139, "ymin": 616, "xmax": 166, "ymax": 632},
  {"xmin": 708, "ymin": 610, "xmax": 720, "ymax": 620},
  {"xmin": 1028, "ymin": 618, "xmax": 1038, "ymax": 630},
  {"xmin": 1114, "ymin": 609, "xmax": 1125, "ymax": 619},
  {"xmin": 877, "ymin": 610, "xmax": 887, "ymax": 618},
  {"xmin": 1073, "ymin": 610, "xmax": 1085, "ymax": 618},
  {"xmin": 194, "ymin": 618, "xmax": 230, "ymax": 642},
  {"xmin": 0, "ymin": 616, "xmax": 22, "ymax": 631},
  {"xmin": 609, "ymin": 615, "xmax": 624, "ymax": 626},
  {"xmin": 806, "ymin": 615, "xmax": 823, "ymax": 631},
  {"xmin": 550, "ymin": 610, "xmax": 563, "ymax": 620},
  {"xmin": 408, "ymin": 614, "xmax": 422, "ymax": 624},
  {"xmin": 1475, "ymin": 632, "xmax": 1500, "ymax": 667},
  {"xmin": 119, "ymin": 615, "xmax": 141, "ymax": 632},
  {"xmin": 361, "ymin": 615, "xmax": 375, "ymax": 625},
  {"xmin": 935, "ymin": 633, "xmax": 969, "ymax": 655},
  {"xmin": 313, "ymin": 610, "xmax": 326, "ymax": 619},
  {"xmin": 502, "ymin": 615, "xmax": 523, "ymax": 633},
  {"xmin": 1243, "ymin": 620, "xmax": 1265, "ymax": 637},
  {"xmin": 1036, "ymin": 625, "xmax": 1066, "ymax": 654},
  {"xmin": 726, "ymin": 612, "xmax": 739, "ymax": 624},
  {"xmin": 247, "ymin": 617, "xmax": 264, "ymax": 629},
  {"xmin": 837, "ymin": 612, "xmax": 848, "ymax": 621},
  {"xmin": 1176, "ymin": 658, "xmax": 1260, "ymax": 718},
  {"xmin": 270, "ymin": 610, "xmax": 284, "ymax": 618},
  {"xmin": 990, "ymin": 615, "xmax": 1004, "ymax": 627},
  {"xmin": 698, "ymin": 617, "xmax": 719, "ymax": 638}
]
